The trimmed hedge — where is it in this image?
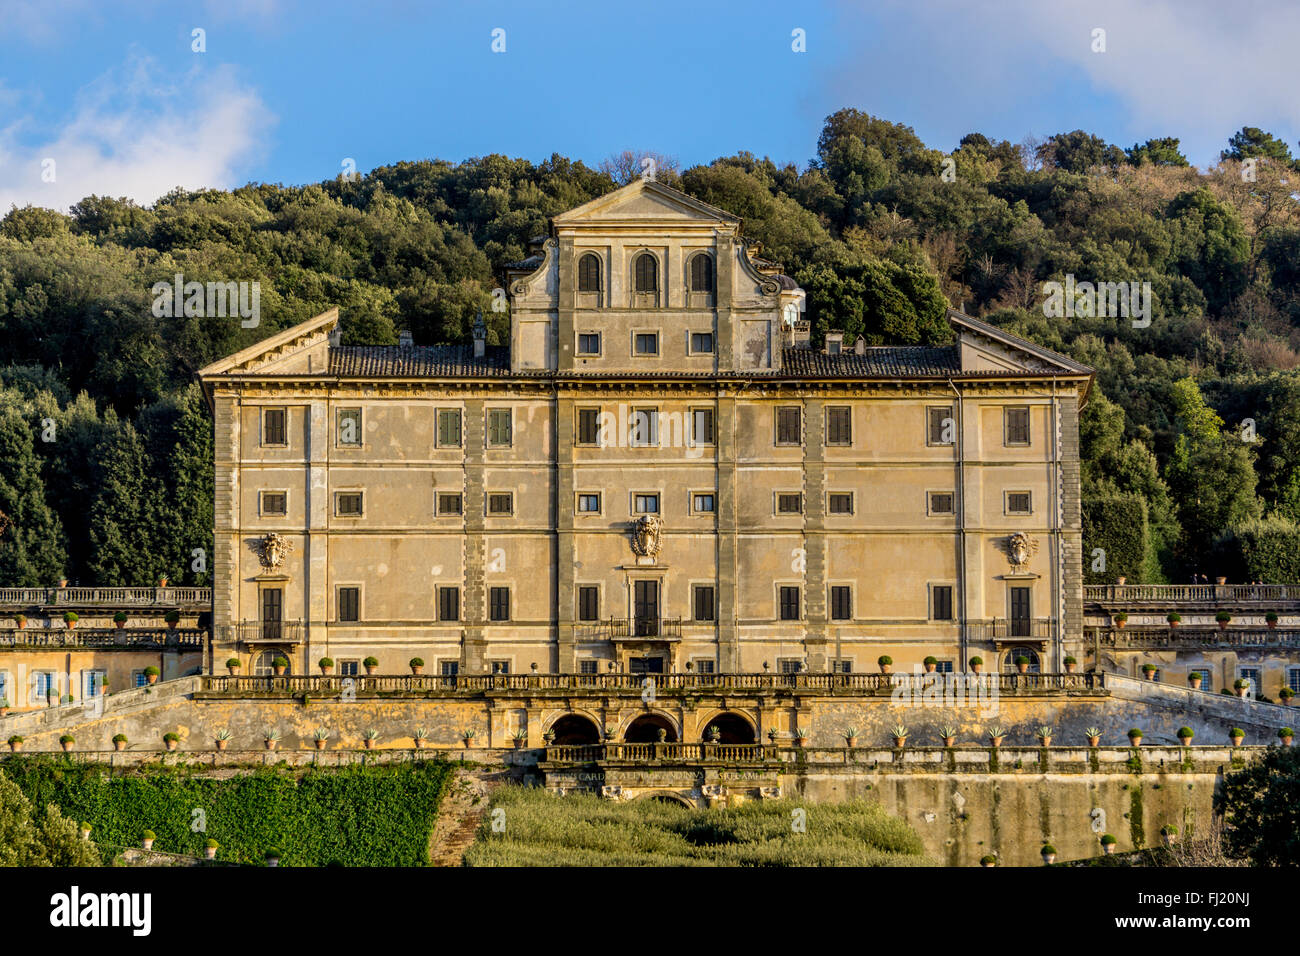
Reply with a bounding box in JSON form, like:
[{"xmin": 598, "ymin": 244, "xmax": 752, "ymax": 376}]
[
  {"xmin": 1083, "ymin": 494, "xmax": 1152, "ymax": 584},
  {"xmin": 2, "ymin": 757, "xmax": 452, "ymax": 866},
  {"xmin": 1214, "ymin": 516, "xmax": 1300, "ymax": 583}
]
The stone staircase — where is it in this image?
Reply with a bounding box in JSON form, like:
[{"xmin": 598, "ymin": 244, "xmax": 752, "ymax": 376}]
[{"xmin": 1107, "ymin": 673, "xmax": 1297, "ymax": 743}]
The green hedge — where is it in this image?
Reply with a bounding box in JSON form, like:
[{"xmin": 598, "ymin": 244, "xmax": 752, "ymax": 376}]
[
  {"xmin": 1214, "ymin": 516, "xmax": 1300, "ymax": 582},
  {"xmin": 1083, "ymin": 494, "xmax": 1152, "ymax": 584},
  {"xmin": 3, "ymin": 757, "xmax": 452, "ymax": 866}
]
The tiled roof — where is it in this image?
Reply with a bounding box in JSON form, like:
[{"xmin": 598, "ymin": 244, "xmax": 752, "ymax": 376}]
[
  {"xmin": 329, "ymin": 345, "xmax": 511, "ymax": 377},
  {"xmin": 778, "ymin": 346, "xmax": 962, "ymax": 377}
]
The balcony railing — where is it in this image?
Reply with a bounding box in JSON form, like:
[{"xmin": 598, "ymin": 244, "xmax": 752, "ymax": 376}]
[
  {"xmin": 545, "ymin": 743, "xmax": 774, "ymax": 763},
  {"xmin": 573, "ymin": 618, "xmax": 683, "ymax": 641},
  {"xmin": 1093, "ymin": 625, "xmax": 1300, "ymax": 650},
  {"xmin": 0, "ymin": 587, "xmax": 211, "ymax": 608},
  {"xmin": 965, "ymin": 618, "xmax": 1055, "ymax": 641},
  {"xmin": 0, "ymin": 627, "xmax": 205, "ymax": 649},
  {"xmin": 1085, "ymin": 584, "xmax": 1300, "ymax": 604},
  {"xmin": 216, "ymin": 621, "xmax": 304, "ymax": 645}
]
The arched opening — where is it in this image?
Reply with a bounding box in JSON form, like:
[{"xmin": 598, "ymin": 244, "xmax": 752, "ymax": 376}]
[
  {"xmin": 700, "ymin": 712, "xmax": 755, "ymax": 744},
  {"xmin": 633, "ymin": 253, "xmax": 658, "ymax": 293},
  {"xmin": 548, "ymin": 714, "xmax": 600, "ymax": 745},
  {"xmin": 1002, "ymin": 647, "xmax": 1041, "ymax": 673},
  {"xmin": 624, "ymin": 714, "xmax": 678, "ymax": 743},
  {"xmin": 578, "ymin": 253, "xmax": 602, "ymax": 292},
  {"xmin": 688, "ymin": 253, "xmax": 714, "ymax": 293},
  {"xmin": 640, "ymin": 792, "xmax": 693, "ymax": 808},
  {"xmin": 253, "ymin": 650, "xmax": 291, "ymax": 676}
]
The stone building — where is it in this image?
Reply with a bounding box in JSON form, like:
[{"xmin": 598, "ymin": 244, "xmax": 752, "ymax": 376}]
[{"xmin": 196, "ymin": 179, "xmax": 1094, "ymax": 678}]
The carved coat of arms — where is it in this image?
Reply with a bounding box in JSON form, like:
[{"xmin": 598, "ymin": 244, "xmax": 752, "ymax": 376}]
[
  {"xmin": 1005, "ymin": 532, "xmax": 1039, "ymax": 572},
  {"xmin": 630, "ymin": 515, "xmax": 663, "ymax": 560},
  {"xmin": 257, "ymin": 532, "xmax": 294, "ymax": 572}
]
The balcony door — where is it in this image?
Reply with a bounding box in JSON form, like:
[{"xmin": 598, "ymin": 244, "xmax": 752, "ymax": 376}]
[
  {"xmin": 1009, "ymin": 587, "xmax": 1031, "ymax": 637},
  {"xmin": 261, "ymin": 587, "xmax": 283, "ymax": 642},
  {"xmin": 633, "ymin": 580, "xmax": 659, "ymax": 637}
]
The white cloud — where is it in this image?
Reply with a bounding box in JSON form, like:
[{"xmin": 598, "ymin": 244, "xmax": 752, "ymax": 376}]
[{"xmin": 0, "ymin": 54, "xmax": 275, "ymax": 212}]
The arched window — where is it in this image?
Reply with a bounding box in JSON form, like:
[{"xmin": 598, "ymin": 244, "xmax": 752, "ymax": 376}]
[
  {"xmin": 253, "ymin": 650, "xmax": 291, "ymax": 676},
  {"xmin": 578, "ymin": 253, "xmax": 602, "ymax": 292},
  {"xmin": 689, "ymin": 253, "xmax": 714, "ymax": 293},
  {"xmin": 634, "ymin": 253, "xmax": 658, "ymax": 293},
  {"xmin": 1003, "ymin": 647, "xmax": 1040, "ymax": 673}
]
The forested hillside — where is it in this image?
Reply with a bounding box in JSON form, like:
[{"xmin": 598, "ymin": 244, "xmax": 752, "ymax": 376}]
[{"xmin": 3, "ymin": 110, "xmax": 1300, "ymax": 587}]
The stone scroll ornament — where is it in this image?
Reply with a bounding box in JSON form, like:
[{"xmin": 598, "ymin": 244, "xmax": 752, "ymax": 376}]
[
  {"xmin": 630, "ymin": 515, "xmax": 664, "ymax": 560},
  {"xmin": 257, "ymin": 532, "xmax": 294, "ymax": 572},
  {"xmin": 1006, "ymin": 532, "xmax": 1039, "ymax": 572}
]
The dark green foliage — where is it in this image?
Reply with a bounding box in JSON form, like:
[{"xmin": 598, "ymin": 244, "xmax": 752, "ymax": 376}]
[
  {"xmin": 1218, "ymin": 744, "xmax": 1300, "ymax": 864},
  {"xmin": 1214, "ymin": 516, "xmax": 1300, "ymax": 582},
  {"xmin": 1083, "ymin": 494, "xmax": 1152, "ymax": 585},
  {"xmin": 3, "ymin": 757, "xmax": 452, "ymax": 866}
]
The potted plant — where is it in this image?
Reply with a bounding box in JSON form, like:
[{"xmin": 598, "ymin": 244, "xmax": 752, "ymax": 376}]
[
  {"xmin": 939, "ymin": 725, "xmax": 957, "ymax": 748},
  {"xmin": 1160, "ymin": 824, "xmax": 1178, "ymax": 846},
  {"xmin": 1014, "ymin": 655, "xmax": 1030, "ymax": 674},
  {"xmin": 14, "ymin": 613, "xmax": 25, "ymax": 629},
  {"xmin": 7, "ymin": 734, "xmax": 22, "ymax": 752},
  {"xmin": 1280, "ymin": 687, "xmax": 1294, "ymax": 705},
  {"xmin": 1266, "ymin": 611, "xmax": 1279, "ymax": 630},
  {"xmin": 766, "ymin": 727, "xmax": 779, "ymax": 743},
  {"xmin": 1035, "ymin": 725, "xmax": 1054, "ymax": 747},
  {"xmin": 204, "ymin": 839, "xmax": 218, "ymax": 860},
  {"xmin": 1064, "ymin": 656, "xmax": 1078, "ymax": 674},
  {"xmin": 1177, "ymin": 726, "xmax": 1194, "ymax": 746},
  {"xmin": 1141, "ymin": 663, "xmax": 1157, "ymax": 680},
  {"xmin": 263, "ymin": 729, "xmax": 281, "ymax": 751},
  {"xmin": 79, "ymin": 822, "xmax": 92, "ymax": 840},
  {"xmin": 1188, "ymin": 672, "xmax": 1203, "ymax": 690},
  {"xmin": 1041, "ymin": 844, "xmax": 1057, "ymax": 865},
  {"xmin": 264, "ymin": 847, "xmax": 281, "ymax": 867},
  {"xmin": 1100, "ymin": 833, "xmax": 1117, "ymax": 855},
  {"xmin": 113, "ymin": 611, "xmax": 128, "ymax": 629},
  {"xmin": 603, "ymin": 724, "xmax": 616, "ymax": 741},
  {"xmin": 1113, "ymin": 612, "xmax": 1127, "ymax": 629},
  {"xmin": 158, "ymin": 574, "xmax": 168, "ymax": 588},
  {"xmin": 922, "ymin": 656, "xmax": 938, "ymax": 674},
  {"xmin": 793, "ymin": 727, "xmax": 809, "ymax": 747},
  {"xmin": 843, "ymin": 727, "xmax": 859, "ymax": 748},
  {"xmin": 226, "ymin": 658, "xmax": 241, "ymax": 675},
  {"xmin": 414, "ymin": 728, "xmax": 429, "ymax": 749},
  {"xmin": 1279, "ymin": 727, "xmax": 1294, "ymax": 747},
  {"xmin": 409, "ymin": 657, "xmax": 424, "ymax": 675},
  {"xmin": 143, "ymin": 665, "xmax": 160, "ymax": 685},
  {"xmin": 1215, "ymin": 611, "xmax": 1232, "ymax": 631},
  {"xmin": 59, "ymin": 734, "xmax": 74, "ymax": 752},
  {"xmin": 63, "ymin": 611, "xmax": 78, "ymax": 630},
  {"xmin": 979, "ymin": 854, "xmax": 998, "ymax": 868},
  {"xmin": 164, "ymin": 610, "xmax": 181, "ymax": 630},
  {"xmin": 890, "ymin": 724, "xmax": 908, "ymax": 748},
  {"xmin": 214, "ymin": 729, "xmax": 231, "ymax": 751},
  {"xmin": 318, "ymin": 658, "xmax": 334, "ymax": 674},
  {"xmin": 363, "ymin": 656, "xmax": 379, "ymax": 675},
  {"xmin": 271, "ymin": 656, "xmax": 288, "ymax": 676},
  {"xmin": 1167, "ymin": 612, "xmax": 1181, "ymax": 628},
  {"xmin": 0, "ymin": 696, "xmax": 8, "ymax": 718},
  {"xmin": 877, "ymin": 655, "xmax": 893, "ymax": 675},
  {"xmin": 512, "ymin": 731, "xmax": 528, "ymax": 749},
  {"xmin": 986, "ymin": 726, "xmax": 1005, "ymax": 748},
  {"xmin": 142, "ymin": 830, "xmax": 156, "ymax": 851},
  {"xmin": 1234, "ymin": 678, "xmax": 1251, "ymax": 698},
  {"xmin": 461, "ymin": 729, "xmax": 476, "ymax": 749},
  {"xmin": 1127, "ymin": 727, "xmax": 1143, "ymax": 747},
  {"xmin": 1229, "ymin": 727, "xmax": 1245, "ymax": 747},
  {"xmin": 969, "ymin": 656, "xmax": 983, "ymax": 674},
  {"xmin": 1116, "ymin": 575, "xmax": 1127, "ymax": 585},
  {"xmin": 363, "ymin": 729, "xmax": 379, "ymax": 750},
  {"xmin": 1216, "ymin": 576, "xmax": 1227, "ymax": 586},
  {"xmin": 313, "ymin": 727, "xmax": 329, "ymax": 750},
  {"xmin": 706, "ymin": 725, "xmax": 721, "ymax": 744},
  {"xmin": 163, "ymin": 732, "xmax": 179, "ymax": 752}
]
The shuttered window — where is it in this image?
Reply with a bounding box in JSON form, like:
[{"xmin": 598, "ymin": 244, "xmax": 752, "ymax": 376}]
[
  {"xmin": 689, "ymin": 254, "xmax": 713, "ymax": 292},
  {"xmin": 826, "ymin": 406, "xmax": 852, "ymax": 445},
  {"xmin": 634, "ymin": 253, "xmax": 658, "ymax": 292},
  {"xmin": 578, "ymin": 253, "xmax": 602, "ymax": 292}
]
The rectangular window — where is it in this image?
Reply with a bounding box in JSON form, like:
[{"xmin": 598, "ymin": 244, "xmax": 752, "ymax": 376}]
[
  {"xmin": 260, "ymin": 491, "xmax": 287, "ymax": 516},
  {"xmin": 440, "ymin": 660, "xmax": 459, "ymax": 677},
  {"xmin": 826, "ymin": 406, "xmax": 852, "ymax": 446},
  {"xmin": 634, "ymin": 332, "xmax": 659, "ymax": 356},
  {"xmin": 830, "ymin": 585, "xmax": 852, "ymax": 620},
  {"xmin": 335, "ymin": 491, "xmax": 363, "ymax": 517},
  {"xmin": 437, "ymin": 492, "xmax": 463, "ymax": 516},
  {"xmin": 0, "ymin": 671, "xmax": 7, "ymax": 706},
  {"xmin": 1006, "ymin": 492, "xmax": 1032, "ymax": 515},
  {"xmin": 577, "ymin": 586, "xmax": 600, "ymax": 622},
  {"xmin": 928, "ymin": 406, "xmax": 953, "ymax": 445},
  {"xmin": 487, "ymin": 492, "xmax": 514, "ymax": 516},
  {"xmin": 131, "ymin": 671, "xmax": 148, "ymax": 690},
  {"xmin": 695, "ymin": 659, "xmax": 716, "ymax": 675},
  {"xmin": 827, "ymin": 493, "xmax": 854, "ymax": 515},
  {"xmin": 438, "ymin": 587, "xmax": 460, "ymax": 622},
  {"xmin": 489, "ymin": 587, "xmax": 510, "ymax": 622},
  {"xmin": 34, "ymin": 671, "xmax": 56, "ymax": 702},
  {"xmin": 690, "ymin": 332, "xmax": 714, "ymax": 354},
  {"xmin": 779, "ymin": 586, "xmax": 801, "ymax": 620},
  {"xmin": 928, "ymin": 492, "xmax": 955, "ymax": 515},
  {"xmin": 691, "ymin": 408, "xmax": 715, "ymax": 445},
  {"xmin": 1005, "ymin": 407, "xmax": 1031, "ymax": 446},
  {"xmin": 437, "ymin": 408, "xmax": 462, "ymax": 448},
  {"xmin": 1194, "ymin": 668, "xmax": 1214, "ymax": 690},
  {"xmin": 778, "ymin": 658, "xmax": 802, "ymax": 674},
  {"xmin": 630, "ymin": 408, "xmax": 658, "ymax": 447},
  {"xmin": 82, "ymin": 670, "xmax": 106, "ymax": 699},
  {"xmin": 577, "ymin": 408, "xmax": 601, "ymax": 445},
  {"xmin": 339, "ymin": 660, "xmax": 359, "ymax": 677},
  {"xmin": 832, "ymin": 660, "xmax": 853, "ymax": 674},
  {"xmin": 693, "ymin": 585, "xmax": 716, "ymax": 622},
  {"xmin": 577, "ymin": 333, "xmax": 601, "ymax": 356},
  {"xmin": 262, "ymin": 407, "xmax": 287, "ymax": 446},
  {"xmin": 338, "ymin": 587, "xmax": 360, "ymax": 622},
  {"xmin": 634, "ymin": 493, "xmax": 660, "ymax": 515},
  {"xmin": 1288, "ymin": 668, "xmax": 1300, "ymax": 694},
  {"xmin": 1238, "ymin": 667, "xmax": 1260, "ymax": 696},
  {"xmin": 487, "ymin": 408, "xmax": 512, "ymax": 447},
  {"xmin": 935, "ymin": 660, "xmax": 954, "ymax": 674},
  {"xmin": 777, "ymin": 493, "xmax": 802, "ymax": 515},
  {"xmin": 577, "ymin": 493, "xmax": 601, "ymax": 514},
  {"xmin": 692, "ymin": 493, "xmax": 715, "ymax": 514},
  {"xmin": 932, "ymin": 585, "xmax": 954, "ymax": 621},
  {"xmin": 490, "ymin": 661, "xmax": 511, "ymax": 675},
  {"xmin": 579, "ymin": 659, "xmax": 600, "ymax": 675},
  {"xmin": 337, "ymin": 407, "xmax": 362, "ymax": 446},
  {"xmin": 776, "ymin": 406, "xmax": 801, "ymax": 445}
]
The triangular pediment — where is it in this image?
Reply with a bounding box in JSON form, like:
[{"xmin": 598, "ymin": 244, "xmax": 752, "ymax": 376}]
[
  {"xmin": 197, "ymin": 309, "xmax": 339, "ymax": 380},
  {"xmin": 948, "ymin": 309, "xmax": 1093, "ymax": 375},
  {"xmin": 553, "ymin": 179, "xmax": 740, "ymax": 227}
]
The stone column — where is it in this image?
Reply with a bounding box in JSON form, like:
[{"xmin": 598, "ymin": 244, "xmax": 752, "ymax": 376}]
[
  {"xmin": 462, "ymin": 399, "xmax": 487, "ymax": 672},
  {"xmin": 717, "ymin": 393, "xmax": 740, "ymax": 671},
  {"xmin": 803, "ymin": 399, "xmax": 828, "ymax": 672}
]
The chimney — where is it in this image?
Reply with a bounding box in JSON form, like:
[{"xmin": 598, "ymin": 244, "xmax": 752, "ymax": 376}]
[
  {"xmin": 328, "ymin": 327, "xmax": 342, "ymax": 348},
  {"xmin": 824, "ymin": 331, "xmax": 844, "ymax": 355},
  {"xmin": 398, "ymin": 330, "xmax": 414, "ymax": 348},
  {"xmin": 472, "ymin": 308, "xmax": 486, "ymax": 358},
  {"xmin": 854, "ymin": 336, "xmax": 866, "ymax": 355}
]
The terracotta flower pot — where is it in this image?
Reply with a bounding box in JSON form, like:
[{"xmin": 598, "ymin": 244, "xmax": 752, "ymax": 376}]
[
  {"xmin": 1282, "ymin": 735, "xmax": 1294, "ymax": 747},
  {"xmin": 61, "ymin": 741, "xmax": 73, "ymax": 752},
  {"xmin": 1129, "ymin": 736, "xmax": 1143, "ymax": 747},
  {"xmin": 942, "ymin": 736, "xmax": 955, "ymax": 748},
  {"xmin": 411, "ymin": 665, "xmax": 423, "ymax": 675},
  {"xmin": 1230, "ymin": 736, "xmax": 1244, "ymax": 748},
  {"xmin": 990, "ymin": 736, "xmax": 1004, "ymax": 748},
  {"xmin": 365, "ymin": 665, "xmax": 377, "ymax": 675},
  {"xmin": 0, "ymin": 707, "xmax": 8, "ymax": 718},
  {"xmin": 265, "ymin": 740, "xmax": 277, "ymax": 751},
  {"xmin": 66, "ymin": 620, "xmax": 76, "ymax": 630},
  {"xmin": 1216, "ymin": 576, "xmax": 1227, "ymax": 586},
  {"xmin": 215, "ymin": 739, "xmax": 228, "ymax": 751},
  {"xmin": 1016, "ymin": 663, "xmax": 1028, "ymax": 674},
  {"xmin": 414, "ymin": 738, "xmax": 426, "ymax": 750},
  {"xmin": 315, "ymin": 739, "xmax": 326, "ymax": 750},
  {"xmin": 1169, "ymin": 621, "xmax": 1179, "ymax": 629},
  {"xmin": 272, "ymin": 666, "xmax": 286, "ymax": 676},
  {"xmin": 794, "ymin": 738, "xmax": 807, "ymax": 748},
  {"xmin": 1065, "ymin": 662, "xmax": 1077, "ymax": 673},
  {"xmin": 16, "ymin": 619, "xmax": 25, "ymax": 629},
  {"xmin": 1042, "ymin": 852, "xmax": 1056, "ymax": 865},
  {"xmin": 971, "ymin": 664, "xmax": 983, "ymax": 674},
  {"xmin": 8, "ymin": 740, "xmax": 21, "ymax": 752},
  {"xmin": 923, "ymin": 664, "xmax": 936, "ymax": 673},
  {"xmin": 845, "ymin": 737, "xmax": 858, "ymax": 749},
  {"xmin": 1268, "ymin": 621, "xmax": 1278, "ymax": 630},
  {"xmin": 320, "ymin": 666, "xmax": 333, "ymax": 675},
  {"xmin": 1218, "ymin": 621, "xmax": 1228, "ymax": 631},
  {"xmin": 1087, "ymin": 735, "xmax": 1100, "ymax": 747},
  {"xmin": 892, "ymin": 737, "xmax": 907, "ymax": 748},
  {"xmin": 1115, "ymin": 620, "xmax": 1126, "ymax": 629},
  {"xmin": 204, "ymin": 846, "xmax": 216, "ymax": 860},
  {"xmin": 142, "ymin": 838, "xmax": 154, "ymax": 851},
  {"xmin": 146, "ymin": 674, "xmax": 159, "ymax": 685},
  {"xmin": 164, "ymin": 740, "xmax": 177, "ymax": 752},
  {"xmin": 879, "ymin": 665, "xmax": 892, "ymax": 675},
  {"xmin": 1102, "ymin": 843, "xmax": 1115, "ymax": 855},
  {"xmin": 363, "ymin": 739, "xmax": 375, "ymax": 750},
  {"xmin": 1189, "ymin": 678, "xmax": 1202, "ymax": 689},
  {"xmin": 114, "ymin": 621, "xmax": 125, "ymax": 629},
  {"xmin": 228, "ymin": 666, "xmax": 240, "ymax": 675},
  {"xmin": 1039, "ymin": 736, "xmax": 1053, "ymax": 748}
]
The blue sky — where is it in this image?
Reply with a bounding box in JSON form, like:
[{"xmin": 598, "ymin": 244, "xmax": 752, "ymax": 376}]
[{"xmin": 2, "ymin": 0, "xmax": 1298, "ymax": 210}]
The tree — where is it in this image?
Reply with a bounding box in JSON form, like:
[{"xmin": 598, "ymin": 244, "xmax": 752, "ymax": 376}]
[
  {"xmin": 1037, "ymin": 130, "xmax": 1125, "ymax": 173},
  {"xmin": 1221, "ymin": 126, "xmax": 1293, "ymax": 164},
  {"xmin": 1219, "ymin": 745, "xmax": 1300, "ymax": 865},
  {"xmin": 0, "ymin": 394, "xmax": 67, "ymax": 586},
  {"xmin": 1125, "ymin": 137, "xmax": 1189, "ymax": 167},
  {"xmin": 598, "ymin": 150, "xmax": 681, "ymax": 187},
  {"xmin": 0, "ymin": 771, "xmax": 99, "ymax": 866},
  {"xmin": 85, "ymin": 422, "xmax": 166, "ymax": 586}
]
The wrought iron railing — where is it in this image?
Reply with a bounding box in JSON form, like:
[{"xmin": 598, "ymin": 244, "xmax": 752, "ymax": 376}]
[
  {"xmin": 573, "ymin": 618, "xmax": 683, "ymax": 640},
  {"xmin": 965, "ymin": 618, "xmax": 1055, "ymax": 640},
  {"xmin": 217, "ymin": 621, "xmax": 304, "ymax": 645}
]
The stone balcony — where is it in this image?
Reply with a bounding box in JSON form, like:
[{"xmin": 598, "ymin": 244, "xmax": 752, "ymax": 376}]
[{"xmin": 0, "ymin": 587, "xmax": 211, "ymax": 611}]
